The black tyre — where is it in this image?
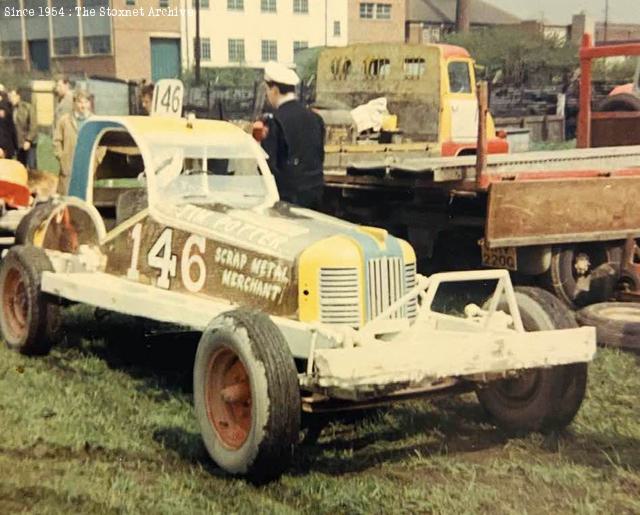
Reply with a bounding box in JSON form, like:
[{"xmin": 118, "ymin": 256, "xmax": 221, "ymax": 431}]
[
  {"xmin": 542, "ymin": 243, "xmax": 621, "ymax": 309},
  {"xmin": 193, "ymin": 309, "xmax": 300, "ymax": 483},
  {"xmin": 597, "ymin": 93, "xmax": 640, "ymax": 112},
  {"xmin": 14, "ymin": 201, "xmax": 55, "ymax": 246},
  {"xmin": 0, "ymin": 245, "xmax": 61, "ymax": 355},
  {"xmin": 477, "ymin": 287, "xmax": 588, "ymax": 433},
  {"xmin": 576, "ymin": 302, "xmax": 640, "ymax": 350}
]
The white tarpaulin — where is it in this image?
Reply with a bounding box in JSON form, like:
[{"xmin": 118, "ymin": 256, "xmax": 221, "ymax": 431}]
[{"xmin": 350, "ymin": 97, "xmax": 389, "ymax": 133}]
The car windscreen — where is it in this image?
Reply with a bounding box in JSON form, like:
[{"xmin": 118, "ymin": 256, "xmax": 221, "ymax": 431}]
[{"xmin": 148, "ymin": 140, "xmax": 267, "ymax": 209}]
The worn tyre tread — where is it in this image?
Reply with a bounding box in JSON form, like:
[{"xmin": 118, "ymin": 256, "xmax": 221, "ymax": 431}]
[
  {"xmin": 194, "ymin": 309, "xmax": 300, "ymax": 484},
  {"xmin": 14, "ymin": 201, "xmax": 55, "ymax": 246},
  {"xmin": 577, "ymin": 302, "xmax": 640, "ymax": 350},
  {"xmin": 0, "ymin": 245, "xmax": 61, "ymax": 355}
]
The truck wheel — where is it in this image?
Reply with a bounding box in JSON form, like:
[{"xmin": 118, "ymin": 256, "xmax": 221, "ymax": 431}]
[
  {"xmin": 542, "ymin": 243, "xmax": 619, "ymax": 308},
  {"xmin": 193, "ymin": 309, "xmax": 300, "ymax": 483},
  {"xmin": 0, "ymin": 246, "xmax": 61, "ymax": 355},
  {"xmin": 576, "ymin": 302, "xmax": 640, "ymax": 350},
  {"xmin": 476, "ymin": 287, "xmax": 587, "ymax": 433},
  {"xmin": 597, "ymin": 93, "xmax": 640, "ymax": 112}
]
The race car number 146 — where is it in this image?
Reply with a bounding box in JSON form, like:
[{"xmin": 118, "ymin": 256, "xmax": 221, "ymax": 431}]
[{"xmin": 151, "ymin": 79, "xmax": 183, "ymax": 118}]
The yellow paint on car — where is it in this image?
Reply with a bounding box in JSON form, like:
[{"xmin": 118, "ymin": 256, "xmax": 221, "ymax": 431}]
[{"xmin": 298, "ymin": 235, "xmax": 365, "ymax": 324}]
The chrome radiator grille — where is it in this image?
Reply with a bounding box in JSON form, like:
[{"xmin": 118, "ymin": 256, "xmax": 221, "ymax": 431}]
[
  {"xmin": 319, "ymin": 267, "xmax": 361, "ymax": 326},
  {"xmin": 366, "ymin": 257, "xmax": 404, "ymax": 320},
  {"xmin": 405, "ymin": 262, "xmax": 418, "ymax": 320}
]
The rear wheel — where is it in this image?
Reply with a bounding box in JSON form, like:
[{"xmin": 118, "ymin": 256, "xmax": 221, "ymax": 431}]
[
  {"xmin": 193, "ymin": 309, "xmax": 300, "ymax": 483},
  {"xmin": 476, "ymin": 287, "xmax": 587, "ymax": 433},
  {"xmin": 542, "ymin": 243, "xmax": 621, "ymax": 309},
  {"xmin": 0, "ymin": 245, "xmax": 61, "ymax": 355}
]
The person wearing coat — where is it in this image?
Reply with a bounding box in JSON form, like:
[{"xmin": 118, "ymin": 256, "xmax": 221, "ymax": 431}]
[
  {"xmin": 53, "ymin": 89, "xmax": 92, "ymax": 195},
  {"xmin": 0, "ymin": 87, "xmax": 17, "ymax": 160},
  {"xmin": 260, "ymin": 61, "xmax": 325, "ymax": 209},
  {"xmin": 8, "ymin": 88, "xmax": 38, "ymax": 169}
]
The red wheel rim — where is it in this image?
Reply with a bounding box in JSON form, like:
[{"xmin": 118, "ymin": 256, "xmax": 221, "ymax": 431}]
[
  {"xmin": 205, "ymin": 346, "xmax": 252, "ymax": 449},
  {"xmin": 2, "ymin": 267, "xmax": 28, "ymax": 341}
]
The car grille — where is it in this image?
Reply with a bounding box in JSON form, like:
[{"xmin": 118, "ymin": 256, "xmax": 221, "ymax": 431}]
[
  {"xmin": 319, "ymin": 260, "xmax": 418, "ymax": 327},
  {"xmin": 405, "ymin": 262, "xmax": 418, "ymax": 320},
  {"xmin": 319, "ymin": 267, "xmax": 361, "ymax": 326},
  {"xmin": 366, "ymin": 257, "xmax": 405, "ymax": 320}
]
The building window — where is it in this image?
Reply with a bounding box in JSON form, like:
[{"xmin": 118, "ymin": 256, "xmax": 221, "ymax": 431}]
[
  {"xmin": 261, "ymin": 40, "xmax": 277, "ymax": 61},
  {"xmin": 333, "ymin": 20, "xmax": 341, "ymax": 36},
  {"xmin": 82, "ymin": 0, "xmax": 112, "ymax": 55},
  {"xmin": 159, "ymin": 0, "xmax": 168, "ymax": 7},
  {"xmin": 293, "ymin": 0, "xmax": 307, "ymax": 13},
  {"xmin": 126, "ymin": 0, "xmax": 135, "ymax": 5},
  {"xmin": 0, "ymin": 0, "xmax": 24, "ymax": 58},
  {"xmin": 193, "ymin": 0, "xmax": 209, "ymax": 8},
  {"xmin": 227, "ymin": 0, "xmax": 243, "ymax": 9},
  {"xmin": 197, "ymin": 38, "xmax": 211, "ymax": 61},
  {"xmin": 359, "ymin": 3, "xmax": 374, "ymax": 18},
  {"xmin": 52, "ymin": 0, "xmax": 80, "ymax": 56},
  {"xmin": 293, "ymin": 41, "xmax": 308, "ymax": 54},
  {"xmin": 261, "ymin": 0, "xmax": 276, "ymax": 13},
  {"xmin": 228, "ymin": 39, "xmax": 245, "ymax": 62},
  {"xmin": 376, "ymin": 3, "xmax": 391, "ymax": 19},
  {"xmin": 360, "ymin": 2, "xmax": 391, "ymax": 20}
]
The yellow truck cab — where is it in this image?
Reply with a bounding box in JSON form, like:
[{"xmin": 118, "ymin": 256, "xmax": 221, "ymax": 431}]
[{"xmin": 315, "ymin": 42, "xmax": 508, "ymax": 157}]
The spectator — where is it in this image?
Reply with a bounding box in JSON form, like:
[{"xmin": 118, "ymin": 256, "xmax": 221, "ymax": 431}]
[
  {"xmin": 53, "ymin": 89, "xmax": 92, "ymax": 195},
  {"xmin": 140, "ymin": 83, "xmax": 154, "ymax": 115},
  {"xmin": 8, "ymin": 88, "xmax": 38, "ymax": 169},
  {"xmin": 0, "ymin": 86, "xmax": 17, "ymax": 160},
  {"xmin": 53, "ymin": 77, "xmax": 73, "ymax": 129}
]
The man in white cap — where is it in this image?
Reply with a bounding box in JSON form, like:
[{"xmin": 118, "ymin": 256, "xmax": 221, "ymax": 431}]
[{"xmin": 261, "ymin": 61, "xmax": 325, "ymax": 209}]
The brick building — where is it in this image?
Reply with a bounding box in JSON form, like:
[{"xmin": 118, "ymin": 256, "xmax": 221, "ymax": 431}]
[{"xmin": 0, "ymin": 0, "xmax": 181, "ymax": 82}]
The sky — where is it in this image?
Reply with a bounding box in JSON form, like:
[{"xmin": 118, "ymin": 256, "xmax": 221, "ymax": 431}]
[{"xmin": 483, "ymin": 0, "xmax": 640, "ymax": 25}]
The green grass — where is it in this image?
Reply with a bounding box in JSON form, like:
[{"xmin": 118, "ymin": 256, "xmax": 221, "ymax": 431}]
[
  {"xmin": 1, "ymin": 306, "xmax": 639, "ymax": 514},
  {"xmin": 36, "ymin": 134, "xmax": 59, "ymax": 174}
]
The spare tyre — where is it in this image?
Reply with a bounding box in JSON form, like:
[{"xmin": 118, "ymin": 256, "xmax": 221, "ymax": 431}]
[
  {"xmin": 576, "ymin": 302, "xmax": 640, "ymax": 350},
  {"xmin": 597, "ymin": 93, "xmax": 640, "ymax": 112}
]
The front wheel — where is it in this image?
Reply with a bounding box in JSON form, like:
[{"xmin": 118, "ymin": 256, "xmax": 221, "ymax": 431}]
[
  {"xmin": 193, "ymin": 309, "xmax": 300, "ymax": 483},
  {"xmin": 476, "ymin": 287, "xmax": 587, "ymax": 433}
]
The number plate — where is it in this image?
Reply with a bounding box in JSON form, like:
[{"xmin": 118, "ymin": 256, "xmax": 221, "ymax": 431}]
[
  {"xmin": 481, "ymin": 243, "xmax": 517, "ymax": 271},
  {"xmin": 151, "ymin": 79, "xmax": 184, "ymax": 118}
]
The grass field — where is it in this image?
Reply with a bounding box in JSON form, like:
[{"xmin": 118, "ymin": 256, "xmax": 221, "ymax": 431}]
[{"xmin": 0, "ymin": 306, "xmax": 638, "ymax": 514}]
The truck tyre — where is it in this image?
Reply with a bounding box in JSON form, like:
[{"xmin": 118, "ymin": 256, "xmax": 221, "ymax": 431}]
[
  {"xmin": 193, "ymin": 309, "xmax": 300, "ymax": 483},
  {"xmin": 597, "ymin": 93, "xmax": 640, "ymax": 112},
  {"xmin": 477, "ymin": 287, "xmax": 587, "ymax": 433},
  {"xmin": 576, "ymin": 302, "xmax": 640, "ymax": 350},
  {"xmin": 542, "ymin": 243, "xmax": 620, "ymax": 309},
  {"xmin": 0, "ymin": 245, "xmax": 61, "ymax": 355}
]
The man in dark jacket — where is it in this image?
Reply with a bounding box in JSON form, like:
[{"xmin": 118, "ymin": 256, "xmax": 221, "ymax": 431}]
[
  {"xmin": 260, "ymin": 61, "xmax": 325, "ymax": 209},
  {"xmin": 0, "ymin": 86, "xmax": 17, "ymax": 160},
  {"xmin": 9, "ymin": 88, "xmax": 38, "ymax": 169}
]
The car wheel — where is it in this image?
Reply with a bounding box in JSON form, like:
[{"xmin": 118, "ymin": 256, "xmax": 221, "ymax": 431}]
[
  {"xmin": 476, "ymin": 287, "xmax": 588, "ymax": 433},
  {"xmin": 14, "ymin": 200, "xmax": 55, "ymax": 246},
  {"xmin": 576, "ymin": 302, "xmax": 640, "ymax": 350},
  {"xmin": 193, "ymin": 309, "xmax": 300, "ymax": 483},
  {"xmin": 0, "ymin": 245, "xmax": 61, "ymax": 355}
]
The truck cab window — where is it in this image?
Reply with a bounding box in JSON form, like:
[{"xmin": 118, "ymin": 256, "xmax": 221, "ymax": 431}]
[{"xmin": 448, "ymin": 61, "xmax": 472, "ymax": 94}]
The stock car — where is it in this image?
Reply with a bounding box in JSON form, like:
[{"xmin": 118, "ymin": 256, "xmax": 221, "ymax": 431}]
[{"xmin": 0, "ymin": 115, "xmax": 596, "ymax": 482}]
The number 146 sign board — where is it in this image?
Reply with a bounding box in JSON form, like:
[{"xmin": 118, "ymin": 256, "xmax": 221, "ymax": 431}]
[{"xmin": 151, "ymin": 79, "xmax": 184, "ymax": 118}]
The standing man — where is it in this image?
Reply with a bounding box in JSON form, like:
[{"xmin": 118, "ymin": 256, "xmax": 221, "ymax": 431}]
[
  {"xmin": 8, "ymin": 88, "xmax": 38, "ymax": 169},
  {"xmin": 53, "ymin": 77, "xmax": 73, "ymax": 129},
  {"xmin": 260, "ymin": 62, "xmax": 325, "ymax": 209},
  {"xmin": 53, "ymin": 89, "xmax": 92, "ymax": 195},
  {"xmin": 0, "ymin": 86, "xmax": 17, "ymax": 160}
]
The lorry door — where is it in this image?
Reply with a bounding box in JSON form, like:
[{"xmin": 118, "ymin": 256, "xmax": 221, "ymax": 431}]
[{"xmin": 446, "ymin": 60, "xmax": 478, "ymax": 142}]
